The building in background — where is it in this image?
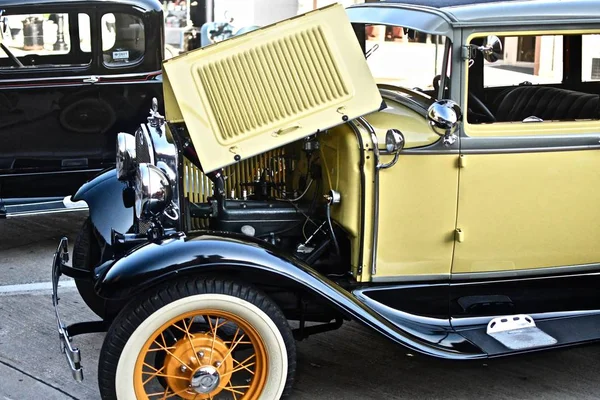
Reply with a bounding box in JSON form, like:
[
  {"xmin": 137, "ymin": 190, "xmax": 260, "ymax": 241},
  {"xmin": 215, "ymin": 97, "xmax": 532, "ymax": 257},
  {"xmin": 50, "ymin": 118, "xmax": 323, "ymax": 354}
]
[{"xmin": 162, "ymin": 0, "xmax": 365, "ymax": 54}]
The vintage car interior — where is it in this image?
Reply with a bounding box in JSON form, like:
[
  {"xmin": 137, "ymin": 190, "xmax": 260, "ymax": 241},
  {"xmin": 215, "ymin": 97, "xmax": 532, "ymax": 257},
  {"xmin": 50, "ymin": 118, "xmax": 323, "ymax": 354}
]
[{"xmin": 467, "ymin": 34, "xmax": 600, "ymax": 124}]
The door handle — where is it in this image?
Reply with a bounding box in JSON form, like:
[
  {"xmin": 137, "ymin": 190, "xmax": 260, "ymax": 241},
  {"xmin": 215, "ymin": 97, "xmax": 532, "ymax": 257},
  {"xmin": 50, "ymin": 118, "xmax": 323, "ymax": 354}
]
[{"xmin": 83, "ymin": 76, "xmax": 100, "ymax": 84}]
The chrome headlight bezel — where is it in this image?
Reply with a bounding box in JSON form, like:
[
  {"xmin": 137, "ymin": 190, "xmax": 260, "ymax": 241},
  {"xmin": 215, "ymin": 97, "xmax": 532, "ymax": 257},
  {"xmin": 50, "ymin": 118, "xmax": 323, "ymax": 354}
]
[
  {"xmin": 134, "ymin": 163, "xmax": 173, "ymax": 221},
  {"xmin": 116, "ymin": 132, "xmax": 137, "ymax": 181}
]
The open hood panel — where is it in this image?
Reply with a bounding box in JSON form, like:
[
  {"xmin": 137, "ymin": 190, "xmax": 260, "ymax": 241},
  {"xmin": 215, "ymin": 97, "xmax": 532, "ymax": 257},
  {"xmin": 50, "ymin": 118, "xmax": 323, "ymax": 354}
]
[{"xmin": 163, "ymin": 4, "xmax": 382, "ymax": 173}]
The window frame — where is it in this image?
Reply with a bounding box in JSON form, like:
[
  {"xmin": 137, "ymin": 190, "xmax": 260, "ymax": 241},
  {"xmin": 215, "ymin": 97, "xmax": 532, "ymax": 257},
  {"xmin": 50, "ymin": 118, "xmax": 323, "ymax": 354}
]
[{"xmin": 463, "ymin": 28, "xmax": 600, "ymax": 138}]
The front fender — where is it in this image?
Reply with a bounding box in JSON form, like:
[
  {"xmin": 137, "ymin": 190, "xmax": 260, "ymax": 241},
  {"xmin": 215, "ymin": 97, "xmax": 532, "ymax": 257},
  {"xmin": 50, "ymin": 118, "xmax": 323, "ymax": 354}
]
[
  {"xmin": 72, "ymin": 168, "xmax": 133, "ymax": 243},
  {"xmin": 96, "ymin": 232, "xmax": 485, "ymax": 360}
]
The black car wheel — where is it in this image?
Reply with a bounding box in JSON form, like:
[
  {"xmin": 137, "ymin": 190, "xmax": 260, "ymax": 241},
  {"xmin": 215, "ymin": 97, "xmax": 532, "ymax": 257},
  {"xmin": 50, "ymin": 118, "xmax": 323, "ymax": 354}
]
[
  {"xmin": 72, "ymin": 217, "xmax": 121, "ymax": 319},
  {"xmin": 98, "ymin": 278, "xmax": 296, "ymax": 400}
]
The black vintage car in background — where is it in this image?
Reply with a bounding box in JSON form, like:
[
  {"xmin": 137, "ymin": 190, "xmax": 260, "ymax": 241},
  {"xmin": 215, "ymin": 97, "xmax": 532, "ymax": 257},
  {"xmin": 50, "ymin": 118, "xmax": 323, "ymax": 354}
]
[{"xmin": 0, "ymin": 0, "xmax": 164, "ymax": 217}]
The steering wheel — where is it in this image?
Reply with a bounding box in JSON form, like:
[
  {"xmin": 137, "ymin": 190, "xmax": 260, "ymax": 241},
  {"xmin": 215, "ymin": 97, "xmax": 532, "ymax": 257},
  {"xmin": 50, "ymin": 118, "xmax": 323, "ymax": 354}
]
[
  {"xmin": 468, "ymin": 92, "xmax": 496, "ymax": 123},
  {"xmin": 433, "ymin": 75, "xmax": 496, "ymax": 123},
  {"xmin": 432, "ymin": 75, "xmax": 444, "ymax": 98}
]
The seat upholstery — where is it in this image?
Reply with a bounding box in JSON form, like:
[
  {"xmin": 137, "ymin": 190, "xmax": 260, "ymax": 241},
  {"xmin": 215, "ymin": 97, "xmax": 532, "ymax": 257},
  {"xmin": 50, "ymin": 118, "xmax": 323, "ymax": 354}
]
[{"xmin": 495, "ymin": 86, "xmax": 599, "ymax": 122}]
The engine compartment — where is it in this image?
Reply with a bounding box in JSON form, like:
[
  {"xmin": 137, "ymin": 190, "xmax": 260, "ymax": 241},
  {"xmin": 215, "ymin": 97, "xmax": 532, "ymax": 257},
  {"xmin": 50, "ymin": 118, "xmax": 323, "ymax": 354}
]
[{"xmin": 183, "ymin": 132, "xmax": 355, "ymax": 280}]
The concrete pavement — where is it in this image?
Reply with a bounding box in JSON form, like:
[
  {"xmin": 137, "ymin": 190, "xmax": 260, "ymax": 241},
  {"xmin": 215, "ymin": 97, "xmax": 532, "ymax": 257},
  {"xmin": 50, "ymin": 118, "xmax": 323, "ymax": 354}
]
[{"xmin": 2, "ymin": 213, "xmax": 600, "ymax": 399}]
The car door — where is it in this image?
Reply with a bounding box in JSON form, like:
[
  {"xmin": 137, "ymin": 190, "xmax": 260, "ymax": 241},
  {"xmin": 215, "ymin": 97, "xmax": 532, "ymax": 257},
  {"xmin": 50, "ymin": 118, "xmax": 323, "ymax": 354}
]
[{"xmin": 452, "ymin": 30, "xmax": 600, "ymax": 277}]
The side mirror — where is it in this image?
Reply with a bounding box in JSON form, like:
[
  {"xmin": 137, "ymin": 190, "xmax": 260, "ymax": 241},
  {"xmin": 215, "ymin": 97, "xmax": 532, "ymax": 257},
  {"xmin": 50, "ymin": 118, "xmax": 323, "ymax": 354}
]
[
  {"xmin": 384, "ymin": 129, "xmax": 404, "ymax": 154},
  {"xmin": 427, "ymin": 100, "xmax": 462, "ymax": 146},
  {"xmin": 479, "ymin": 35, "xmax": 503, "ymax": 63},
  {"xmin": 377, "ymin": 129, "xmax": 404, "ymax": 169}
]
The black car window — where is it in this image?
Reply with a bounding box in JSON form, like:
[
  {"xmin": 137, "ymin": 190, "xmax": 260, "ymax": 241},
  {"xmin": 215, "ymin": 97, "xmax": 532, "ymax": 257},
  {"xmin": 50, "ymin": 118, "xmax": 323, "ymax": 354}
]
[
  {"xmin": 101, "ymin": 13, "xmax": 145, "ymax": 67},
  {"xmin": 0, "ymin": 12, "xmax": 91, "ymax": 69}
]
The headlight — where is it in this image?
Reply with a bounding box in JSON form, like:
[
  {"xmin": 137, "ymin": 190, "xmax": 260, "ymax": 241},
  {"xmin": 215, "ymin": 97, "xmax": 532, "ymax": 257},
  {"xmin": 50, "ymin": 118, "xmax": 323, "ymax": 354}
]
[
  {"xmin": 134, "ymin": 163, "xmax": 173, "ymax": 221},
  {"xmin": 116, "ymin": 132, "xmax": 136, "ymax": 181}
]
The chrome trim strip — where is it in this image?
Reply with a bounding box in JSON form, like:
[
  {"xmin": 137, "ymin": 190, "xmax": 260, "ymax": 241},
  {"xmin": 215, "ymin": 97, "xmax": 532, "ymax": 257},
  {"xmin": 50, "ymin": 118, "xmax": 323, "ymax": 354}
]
[
  {"xmin": 371, "ymin": 274, "xmax": 450, "ymax": 283},
  {"xmin": 451, "ymin": 309, "xmax": 600, "ymax": 329},
  {"xmin": 354, "ymin": 288, "xmax": 450, "ymax": 326},
  {"xmin": 0, "ymin": 168, "xmax": 103, "ymax": 178},
  {"xmin": 460, "ymin": 134, "xmax": 600, "ymax": 154},
  {"xmin": 0, "ymin": 70, "xmax": 161, "ymax": 84},
  {"xmin": 452, "ymin": 262, "xmax": 600, "ymax": 281},
  {"xmin": 356, "ymin": 117, "xmax": 380, "ymax": 276},
  {"xmin": 453, "ymin": 19, "xmax": 600, "ymax": 28},
  {"xmin": 6, "ymin": 207, "xmax": 88, "ymax": 218}
]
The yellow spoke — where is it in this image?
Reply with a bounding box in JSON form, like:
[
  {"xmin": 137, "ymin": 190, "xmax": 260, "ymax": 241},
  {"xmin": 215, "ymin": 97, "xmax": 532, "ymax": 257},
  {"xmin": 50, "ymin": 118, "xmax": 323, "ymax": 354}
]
[
  {"xmin": 209, "ymin": 317, "xmax": 220, "ymax": 365},
  {"xmin": 221, "ymin": 386, "xmax": 246, "ymax": 396},
  {"xmin": 182, "ymin": 318, "xmax": 199, "ymax": 362},
  {"xmin": 218, "ymin": 332, "xmax": 247, "ymax": 368},
  {"xmin": 146, "ymin": 388, "xmax": 171, "ymax": 398},
  {"xmin": 146, "ymin": 346, "xmax": 177, "ymax": 353},
  {"xmin": 142, "ymin": 371, "xmax": 190, "ymax": 385},
  {"xmin": 142, "ymin": 365, "xmax": 165, "ymax": 385},
  {"xmin": 151, "ymin": 339, "xmax": 192, "ymax": 370},
  {"xmin": 228, "ymin": 381, "xmax": 239, "ymax": 400},
  {"xmin": 206, "ymin": 315, "xmax": 215, "ymax": 333},
  {"xmin": 232, "ymin": 356, "xmax": 256, "ymax": 375},
  {"xmin": 220, "ymin": 361, "xmax": 256, "ymax": 378}
]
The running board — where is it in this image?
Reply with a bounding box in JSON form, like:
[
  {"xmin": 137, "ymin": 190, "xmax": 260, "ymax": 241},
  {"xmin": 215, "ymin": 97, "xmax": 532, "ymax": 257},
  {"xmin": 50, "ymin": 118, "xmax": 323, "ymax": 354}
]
[
  {"xmin": 486, "ymin": 314, "xmax": 556, "ymax": 350},
  {"xmin": 1, "ymin": 196, "xmax": 87, "ymax": 218},
  {"xmin": 458, "ymin": 311, "xmax": 600, "ymax": 356}
]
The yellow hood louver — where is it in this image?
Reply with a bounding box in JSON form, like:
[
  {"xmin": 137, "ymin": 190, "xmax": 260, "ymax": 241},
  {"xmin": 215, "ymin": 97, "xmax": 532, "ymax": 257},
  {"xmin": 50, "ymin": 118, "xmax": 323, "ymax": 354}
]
[{"xmin": 162, "ymin": 4, "xmax": 382, "ymax": 173}]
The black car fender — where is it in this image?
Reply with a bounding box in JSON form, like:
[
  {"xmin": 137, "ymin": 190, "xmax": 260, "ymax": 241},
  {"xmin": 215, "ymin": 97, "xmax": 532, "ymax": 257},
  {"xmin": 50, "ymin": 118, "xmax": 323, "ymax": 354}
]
[
  {"xmin": 72, "ymin": 168, "xmax": 133, "ymax": 244},
  {"xmin": 95, "ymin": 232, "xmax": 485, "ymax": 360}
]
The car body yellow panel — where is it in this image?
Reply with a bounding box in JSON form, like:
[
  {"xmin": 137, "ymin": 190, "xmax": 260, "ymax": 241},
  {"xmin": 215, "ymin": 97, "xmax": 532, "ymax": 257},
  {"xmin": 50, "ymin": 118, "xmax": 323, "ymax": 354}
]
[
  {"xmin": 453, "ymin": 151, "xmax": 600, "ymax": 273},
  {"xmin": 319, "ymin": 124, "xmax": 364, "ymax": 275},
  {"xmin": 375, "ymin": 154, "xmax": 459, "ymax": 279},
  {"xmin": 162, "ymin": 4, "xmax": 382, "ymax": 173},
  {"xmin": 364, "ymin": 98, "xmax": 440, "ymax": 149}
]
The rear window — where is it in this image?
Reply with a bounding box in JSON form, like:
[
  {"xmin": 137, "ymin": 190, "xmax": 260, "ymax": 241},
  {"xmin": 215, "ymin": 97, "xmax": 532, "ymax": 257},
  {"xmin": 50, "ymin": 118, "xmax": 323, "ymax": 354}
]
[
  {"xmin": 101, "ymin": 13, "xmax": 145, "ymax": 67},
  {"xmin": 0, "ymin": 12, "xmax": 91, "ymax": 69}
]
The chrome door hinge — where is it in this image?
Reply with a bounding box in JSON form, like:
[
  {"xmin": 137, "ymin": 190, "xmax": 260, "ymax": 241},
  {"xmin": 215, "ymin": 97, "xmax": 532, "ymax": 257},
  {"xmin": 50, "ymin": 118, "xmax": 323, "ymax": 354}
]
[
  {"xmin": 83, "ymin": 76, "xmax": 100, "ymax": 84},
  {"xmin": 455, "ymin": 228, "xmax": 465, "ymax": 243},
  {"xmin": 462, "ymin": 45, "xmax": 475, "ymax": 60}
]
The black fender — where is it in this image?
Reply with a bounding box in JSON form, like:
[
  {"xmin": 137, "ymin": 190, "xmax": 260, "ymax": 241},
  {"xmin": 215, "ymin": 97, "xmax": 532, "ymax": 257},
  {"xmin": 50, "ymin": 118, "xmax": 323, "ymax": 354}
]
[
  {"xmin": 96, "ymin": 232, "xmax": 486, "ymax": 360},
  {"xmin": 72, "ymin": 168, "xmax": 133, "ymax": 244}
]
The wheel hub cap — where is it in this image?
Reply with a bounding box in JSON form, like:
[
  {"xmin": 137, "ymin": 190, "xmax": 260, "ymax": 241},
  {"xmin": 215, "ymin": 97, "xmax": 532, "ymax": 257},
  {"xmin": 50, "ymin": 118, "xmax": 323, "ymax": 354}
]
[{"xmin": 191, "ymin": 366, "xmax": 220, "ymax": 394}]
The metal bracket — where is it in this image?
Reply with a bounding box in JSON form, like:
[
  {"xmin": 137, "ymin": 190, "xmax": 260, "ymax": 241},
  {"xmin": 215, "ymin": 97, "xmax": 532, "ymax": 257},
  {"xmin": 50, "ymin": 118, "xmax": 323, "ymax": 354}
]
[{"xmin": 461, "ymin": 45, "xmax": 476, "ymax": 61}]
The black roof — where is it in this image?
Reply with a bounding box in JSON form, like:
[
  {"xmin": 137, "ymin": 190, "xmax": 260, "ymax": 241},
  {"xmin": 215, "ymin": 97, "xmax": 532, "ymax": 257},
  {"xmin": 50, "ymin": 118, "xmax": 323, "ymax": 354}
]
[{"xmin": 382, "ymin": 0, "xmax": 523, "ymax": 7}]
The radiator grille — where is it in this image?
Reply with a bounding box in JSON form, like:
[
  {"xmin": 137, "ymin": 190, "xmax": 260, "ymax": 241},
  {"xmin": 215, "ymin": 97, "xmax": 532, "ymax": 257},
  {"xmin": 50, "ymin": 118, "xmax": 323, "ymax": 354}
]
[
  {"xmin": 197, "ymin": 26, "xmax": 350, "ymax": 144},
  {"xmin": 184, "ymin": 148, "xmax": 286, "ymax": 230}
]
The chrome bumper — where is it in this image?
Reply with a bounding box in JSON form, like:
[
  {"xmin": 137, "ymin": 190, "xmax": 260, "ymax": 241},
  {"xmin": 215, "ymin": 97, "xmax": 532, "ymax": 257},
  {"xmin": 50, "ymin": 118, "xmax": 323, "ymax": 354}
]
[{"xmin": 51, "ymin": 237, "xmax": 84, "ymax": 382}]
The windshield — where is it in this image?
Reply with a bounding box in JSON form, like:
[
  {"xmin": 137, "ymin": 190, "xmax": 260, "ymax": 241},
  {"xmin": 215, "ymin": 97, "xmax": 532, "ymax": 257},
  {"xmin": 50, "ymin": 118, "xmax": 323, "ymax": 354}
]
[
  {"xmin": 365, "ymin": 25, "xmax": 450, "ymax": 91},
  {"xmin": 0, "ymin": 11, "xmax": 91, "ymax": 69}
]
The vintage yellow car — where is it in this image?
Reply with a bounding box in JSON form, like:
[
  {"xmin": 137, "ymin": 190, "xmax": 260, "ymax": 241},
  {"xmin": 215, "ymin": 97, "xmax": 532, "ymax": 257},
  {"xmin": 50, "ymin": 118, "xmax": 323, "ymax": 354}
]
[{"xmin": 51, "ymin": 0, "xmax": 600, "ymax": 398}]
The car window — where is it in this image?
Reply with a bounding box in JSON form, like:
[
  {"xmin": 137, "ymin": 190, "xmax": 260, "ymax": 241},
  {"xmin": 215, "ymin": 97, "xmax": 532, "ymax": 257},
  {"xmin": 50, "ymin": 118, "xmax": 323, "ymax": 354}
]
[
  {"xmin": 79, "ymin": 13, "xmax": 91, "ymax": 53},
  {"xmin": 365, "ymin": 25, "xmax": 449, "ymax": 91},
  {"xmin": 483, "ymin": 35, "xmax": 563, "ymax": 87},
  {"xmin": 582, "ymin": 34, "xmax": 600, "ymax": 82},
  {"xmin": 101, "ymin": 13, "xmax": 145, "ymax": 67},
  {"xmin": 466, "ymin": 32, "xmax": 600, "ymax": 132},
  {"xmin": 0, "ymin": 12, "xmax": 91, "ymax": 69}
]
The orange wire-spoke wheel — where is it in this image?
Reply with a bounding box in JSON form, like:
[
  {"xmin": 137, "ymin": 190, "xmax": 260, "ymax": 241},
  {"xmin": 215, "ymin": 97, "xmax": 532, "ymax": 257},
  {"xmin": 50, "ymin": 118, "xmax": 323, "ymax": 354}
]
[{"xmin": 133, "ymin": 309, "xmax": 268, "ymax": 400}]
